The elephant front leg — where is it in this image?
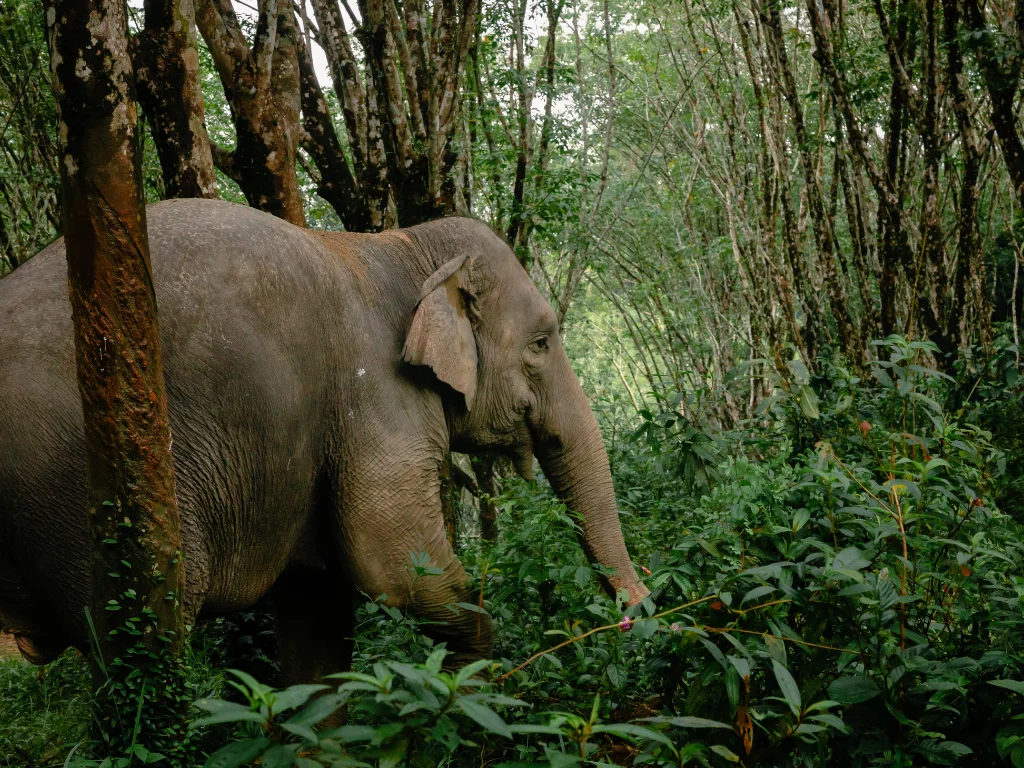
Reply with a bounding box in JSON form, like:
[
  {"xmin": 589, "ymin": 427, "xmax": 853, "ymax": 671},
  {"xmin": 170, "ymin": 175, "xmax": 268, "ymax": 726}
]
[{"xmin": 340, "ymin": 458, "xmax": 493, "ymax": 667}]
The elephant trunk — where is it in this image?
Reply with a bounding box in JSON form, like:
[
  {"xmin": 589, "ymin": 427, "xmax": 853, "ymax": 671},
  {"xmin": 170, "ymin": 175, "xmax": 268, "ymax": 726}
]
[{"xmin": 533, "ymin": 356, "xmax": 650, "ymax": 606}]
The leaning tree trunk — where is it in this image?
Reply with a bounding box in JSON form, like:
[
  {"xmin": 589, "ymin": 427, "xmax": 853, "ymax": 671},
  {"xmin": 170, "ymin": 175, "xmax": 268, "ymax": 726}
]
[
  {"xmin": 134, "ymin": 0, "xmax": 218, "ymax": 199},
  {"xmin": 44, "ymin": 0, "xmax": 188, "ymax": 757}
]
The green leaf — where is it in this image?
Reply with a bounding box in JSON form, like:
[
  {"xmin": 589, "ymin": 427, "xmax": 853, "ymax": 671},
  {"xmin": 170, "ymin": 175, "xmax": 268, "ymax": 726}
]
[
  {"xmin": 202, "ymin": 738, "xmax": 273, "ymax": 768},
  {"xmin": 808, "ymin": 713, "xmax": 848, "ymax": 732},
  {"xmin": 990, "ymin": 680, "xmax": 1024, "ymax": 695},
  {"xmin": 741, "ymin": 585, "xmax": 775, "ymax": 604},
  {"xmin": 455, "ymin": 659, "xmax": 492, "ymax": 686},
  {"xmin": 508, "ymin": 723, "xmax": 566, "ymax": 735},
  {"xmin": 453, "ymin": 601, "xmax": 487, "ymax": 614},
  {"xmin": 709, "ymin": 745, "xmax": 741, "ymax": 762},
  {"xmin": 832, "ymin": 547, "xmax": 871, "ymax": 571},
  {"xmin": 591, "ymin": 724, "xmax": 674, "ymax": 746},
  {"xmin": 280, "ymin": 721, "xmax": 319, "ymax": 743},
  {"xmin": 828, "ymin": 675, "xmax": 881, "ymax": 704},
  {"xmin": 574, "ymin": 566, "xmax": 592, "ymax": 587},
  {"xmin": 190, "ymin": 699, "xmax": 266, "ymax": 729},
  {"xmin": 286, "ymin": 692, "xmax": 349, "ymax": 729},
  {"xmin": 260, "ymin": 746, "xmax": 297, "ymax": 768},
  {"xmin": 797, "ymin": 384, "xmax": 819, "ymax": 420},
  {"xmin": 644, "ymin": 716, "xmax": 732, "ymax": 729},
  {"xmin": 607, "ymin": 663, "xmax": 625, "ymax": 689},
  {"xmin": 456, "ymin": 698, "xmax": 512, "ymax": 738},
  {"xmin": 938, "ymin": 741, "xmax": 973, "ymax": 756},
  {"xmin": 271, "ymin": 685, "xmax": 328, "ymax": 715},
  {"xmin": 773, "ymin": 660, "xmax": 801, "ymax": 710},
  {"xmin": 320, "ymin": 724, "xmax": 376, "ymax": 743}
]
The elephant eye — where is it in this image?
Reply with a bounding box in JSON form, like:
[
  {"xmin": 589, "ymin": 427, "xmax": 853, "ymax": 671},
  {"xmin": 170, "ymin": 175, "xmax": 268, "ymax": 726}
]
[{"xmin": 528, "ymin": 335, "xmax": 550, "ymax": 354}]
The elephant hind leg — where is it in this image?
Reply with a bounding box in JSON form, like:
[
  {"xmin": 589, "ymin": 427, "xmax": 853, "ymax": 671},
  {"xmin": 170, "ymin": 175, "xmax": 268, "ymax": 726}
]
[{"xmin": 270, "ymin": 568, "xmax": 357, "ymax": 686}]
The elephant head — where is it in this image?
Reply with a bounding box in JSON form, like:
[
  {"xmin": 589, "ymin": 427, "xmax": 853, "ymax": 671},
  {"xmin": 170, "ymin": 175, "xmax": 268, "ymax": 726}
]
[{"xmin": 402, "ymin": 219, "xmax": 651, "ymax": 606}]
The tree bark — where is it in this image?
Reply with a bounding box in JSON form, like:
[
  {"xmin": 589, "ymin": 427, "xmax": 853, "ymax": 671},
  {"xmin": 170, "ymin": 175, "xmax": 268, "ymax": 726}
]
[
  {"xmin": 296, "ymin": 29, "xmax": 369, "ymax": 231},
  {"xmin": 43, "ymin": 0, "xmax": 187, "ymax": 756},
  {"xmin": 302, "ymin": 0, "xmax": 478, "ymax": 230},
  {"xmin": 963, "ymin": 0, "xmax": 1024, "ymax": 216},
  {"xmin": 763, "ymin": 0, "xmax": 862, "ymax": 363},
  {"xmin": 471, "ymin": 455, "xmax": 501, "ymax": 542},
  {"xmin": 134, "ymin": 0, "xmax": 217, "ymax": 199},
  {"xmin": 195, "ymin": 0, "xmax": 306, "ymax": 225},
  {"xmin": 942, "ymin": 0, "xmax": 989, "ymax": 353}
]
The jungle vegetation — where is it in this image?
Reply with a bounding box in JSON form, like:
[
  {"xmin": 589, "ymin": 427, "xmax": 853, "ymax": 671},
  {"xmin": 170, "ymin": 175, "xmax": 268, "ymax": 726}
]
[{"xmin": 1, "ymin": 0, "xmax": 1024, "ymax": 765}]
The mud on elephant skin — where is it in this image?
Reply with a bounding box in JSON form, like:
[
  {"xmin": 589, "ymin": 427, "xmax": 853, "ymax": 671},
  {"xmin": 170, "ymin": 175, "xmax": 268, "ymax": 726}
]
[{"xmin": 0, "ymin": 198, "xmax": 650, "ymax": 683}]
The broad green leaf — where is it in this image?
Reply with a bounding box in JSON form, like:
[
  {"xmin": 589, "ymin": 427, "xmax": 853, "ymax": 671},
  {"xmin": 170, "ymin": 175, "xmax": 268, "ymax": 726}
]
[
  {"xmin": 990, "ymin": 680, "xmax": 1024, "ymax": 695},
  {"xmin": 260, "ymin": 745, "xmax": 297, "ymax": 768},
  {"xmin": 455, "ymin": 659, "xmax": 493, "ymax": 686},
  {"xmin": 741, "ymin": 585, "xmax": 775, "ymax": 604},
  {"xmin": 286, "ymin": 692, "xmax": 349, "ymax": 729},
  {"xmin": 797, "ymin": 385, "xmax": 819, "ymax": 420},
  {"xmin": 456, "ymin": 699, "xmax": 512, "ymax": 738},
  {"xmin": 709, "ymin": 745, "xmax": 741, "ymax": 762},
  {"xmin": 271, "ymin": 684, "xmax": 328, "ymax": 715},
  {"xmin": 319, "ymin": 724, "xmax": 376, "ymax": 743},
  {"xmin": 202, "ymin": 738, "xmax": 273, "ymax": 768},
  {"xmin": 828, "ymin": 675, "xmax": 881, "ymax": 704},
  {"xmin": 591, "ymin": 724, "xmax": 674, "ymax": 746},
  {"xmin": 190, "ymin": 707, "xmax": 266, "ymax": 729},
  {"xmin": 643, "ymin": 716, "xmax": 732, "ymax": 729},
  {"xmin": 225, "ymin": 669, "xmax": 273, "ymax": 697},
  {"xmin": 773, "ymin": 660, "xmax": 801, "ymax": 710}
]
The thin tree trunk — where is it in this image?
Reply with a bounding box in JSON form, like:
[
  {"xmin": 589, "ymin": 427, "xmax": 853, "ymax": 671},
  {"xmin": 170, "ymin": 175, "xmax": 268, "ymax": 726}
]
[
  {"xmin": 296, "ymin": 29, "xmax": 369, "ymax": 231},
  {"xmin": 963, "ymin": 0, "xmax": 1024, "ymax": 209},
  {"xmin": 43, "ymin": 0, "xmax": 186, "ymax": 756},
  {"xmin": 763, "ymin": 0, "xmax": 862, "ymax": 363},
  {"xmin": 943, "ymin": 0, "xmax": 989, "ymax": 352}
]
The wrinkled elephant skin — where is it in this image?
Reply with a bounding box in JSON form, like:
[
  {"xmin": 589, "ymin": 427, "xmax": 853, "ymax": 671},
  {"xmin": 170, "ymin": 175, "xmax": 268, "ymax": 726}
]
[{"xmin": 0, "ymin": 199, "xmax": 649, "ymax": 681}]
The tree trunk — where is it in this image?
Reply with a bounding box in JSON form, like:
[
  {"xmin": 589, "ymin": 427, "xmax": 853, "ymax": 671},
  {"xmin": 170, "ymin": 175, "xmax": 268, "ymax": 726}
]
[
  {"xmin": 301, "ymin": 0, "xmax": 478, "ymax": 231},
  {"xmin": 43, "ymin": 0, "xmax": 187, "ymax": 757},
  {"xmin": 134, "ymin": 0, "xmax": 217, "ymax": 199},
  {"xmin": 943, "ymin": 0, "xmax": 989, "ymax": 352},
  {"xmin": 963, "ymin": 0, "xmax": 1024, "ymax": 209},
  {"xmin": 471, "ymin": 455, "xmax": 501, "ymax": 542},
  {"xmin": 195, "ymin": 0, "xmax": 306, "ymax": 225},
  {"xmin": 763, "ymin": 0, "xmax": 862, "ymax": 363}
]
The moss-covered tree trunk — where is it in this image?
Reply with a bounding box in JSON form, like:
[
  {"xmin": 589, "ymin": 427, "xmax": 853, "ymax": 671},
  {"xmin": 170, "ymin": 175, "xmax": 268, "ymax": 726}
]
[{"xmin": 44, "ymin": 0, "xmax": 188, "ymax": 757}]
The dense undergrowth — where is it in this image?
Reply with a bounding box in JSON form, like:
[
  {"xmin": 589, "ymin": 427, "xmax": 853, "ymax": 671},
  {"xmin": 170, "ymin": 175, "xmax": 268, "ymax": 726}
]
[{"xmin": 2, "ymin": 336, "xmax": 1024, "ymax": 767}]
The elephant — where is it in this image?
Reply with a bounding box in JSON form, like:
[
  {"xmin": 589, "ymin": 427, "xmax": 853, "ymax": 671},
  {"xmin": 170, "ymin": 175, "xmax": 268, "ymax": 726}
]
[{"xmin": 0, "ymin": 198, "xmax": 650, "ymax": 683}]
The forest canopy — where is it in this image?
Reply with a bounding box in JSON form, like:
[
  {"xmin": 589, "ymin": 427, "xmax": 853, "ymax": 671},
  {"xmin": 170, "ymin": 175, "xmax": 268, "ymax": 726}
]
[{"xmin": 2, "ymin": 0, "xmax": 1024, "ymax": 765}]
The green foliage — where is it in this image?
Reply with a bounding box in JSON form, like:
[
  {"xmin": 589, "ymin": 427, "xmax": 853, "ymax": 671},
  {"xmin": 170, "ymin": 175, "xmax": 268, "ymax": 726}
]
[
  {"xmin": 0, "ymin": 652, "xmax": 89, "ymax": 766},
  {"xmin": 173, "ymin": 339, "xmax": 1024, "ymax": 767},
  {"xmin": 4, "ymin": 339, "xmax": 1024, "ymax": 767}
]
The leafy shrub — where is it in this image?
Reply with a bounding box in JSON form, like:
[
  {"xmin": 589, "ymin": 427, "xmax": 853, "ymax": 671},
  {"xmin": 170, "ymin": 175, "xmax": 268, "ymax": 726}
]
[{"xmin": 5, "ymin": 337, "xmax": 1024, "ymax": 767}]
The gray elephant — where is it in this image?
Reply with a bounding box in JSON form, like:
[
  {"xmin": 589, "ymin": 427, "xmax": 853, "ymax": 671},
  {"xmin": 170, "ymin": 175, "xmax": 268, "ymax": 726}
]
[{"xmin": 0, "ymin": 199, "xmax": 649, "ymax": 683}]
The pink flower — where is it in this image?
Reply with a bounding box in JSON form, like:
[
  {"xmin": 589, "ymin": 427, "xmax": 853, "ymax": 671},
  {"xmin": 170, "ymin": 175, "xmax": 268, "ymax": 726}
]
[
  {"xmin": 670, "ymin": 623, "xmax": 681, "ymax": 632},
  {"xmin": 641, "ymin": 566, "xmax": 651, "ymax": 575},
  {"xmin": 619, "ymin": 615, "xmax": 632, "ymax": 632}
]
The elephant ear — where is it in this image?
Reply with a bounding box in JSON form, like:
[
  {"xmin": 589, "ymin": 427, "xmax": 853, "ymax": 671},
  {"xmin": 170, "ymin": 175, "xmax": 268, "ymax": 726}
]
[{"xmin": 402, "ymin": 253, "xmax": 478, "ymax": 410}]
